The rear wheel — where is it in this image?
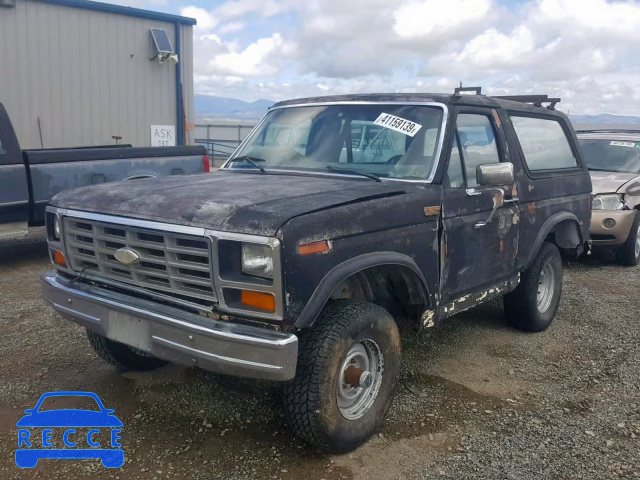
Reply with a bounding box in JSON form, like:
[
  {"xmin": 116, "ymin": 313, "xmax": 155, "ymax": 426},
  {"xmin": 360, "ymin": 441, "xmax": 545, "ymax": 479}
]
[
  {"xmin": 504, "ymin": 242, "xmax": 563, "ymax": 332},
  {"xmin": 87, "ymin": 330, "xmax": 168, "ymax": 371},
  {"xmin": 283, "ymin": 300, "xmax": 401, "ymax": 453},
  {"xmin": 616, "ymin": 211, "xmax": 640, "ymax": 266}
]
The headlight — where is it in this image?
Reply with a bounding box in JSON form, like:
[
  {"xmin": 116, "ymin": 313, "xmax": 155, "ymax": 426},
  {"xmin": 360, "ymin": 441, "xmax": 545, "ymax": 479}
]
[
  {"xmin": 592, "ymin": 194, "xmax": 624, "ymax": 211},
  {"xmin": 53, "ymin": 216, "xmax": 61, "ymax": 240},
  {"xmin": 242, "ymin": 244, "xmax": 274, "ymax": 278}
]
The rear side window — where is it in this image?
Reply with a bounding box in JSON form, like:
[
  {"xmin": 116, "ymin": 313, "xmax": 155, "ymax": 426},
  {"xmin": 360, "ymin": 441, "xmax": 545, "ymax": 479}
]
[{"xmin": 510, "ymin": 116, "xmax": 577, "ymax": 171}]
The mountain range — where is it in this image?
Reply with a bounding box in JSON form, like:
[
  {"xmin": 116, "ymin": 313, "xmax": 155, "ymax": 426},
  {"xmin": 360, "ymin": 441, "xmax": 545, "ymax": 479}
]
[{"xmin": 194, "ymin": 95, "xmax": 640, "ymax": 126}]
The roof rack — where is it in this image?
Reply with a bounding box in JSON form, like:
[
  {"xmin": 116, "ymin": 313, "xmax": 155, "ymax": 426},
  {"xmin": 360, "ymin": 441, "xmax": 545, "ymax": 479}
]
[
  {"xmin": 452, "ymin": 86, "xmax": 561, "ymax": 110},
  {"xmin": 491, "ymin": 95, "xmax": 561, "ymax": 109}
]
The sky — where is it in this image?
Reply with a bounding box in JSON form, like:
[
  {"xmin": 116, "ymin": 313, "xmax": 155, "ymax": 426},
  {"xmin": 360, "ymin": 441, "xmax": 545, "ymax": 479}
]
[{"xmin": 107, "ymin": 0, "xmax": 640, "ymax": 115}]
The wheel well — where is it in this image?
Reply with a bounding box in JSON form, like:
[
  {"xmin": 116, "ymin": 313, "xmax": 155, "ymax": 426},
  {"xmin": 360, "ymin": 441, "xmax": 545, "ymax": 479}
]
[
  {"xmin": 544, "ymin": 218, "xmax": 583, "ymax": 250},
  {"xmin": 328, "ymin": 265, "xmax": 428, "ymax": 331}
]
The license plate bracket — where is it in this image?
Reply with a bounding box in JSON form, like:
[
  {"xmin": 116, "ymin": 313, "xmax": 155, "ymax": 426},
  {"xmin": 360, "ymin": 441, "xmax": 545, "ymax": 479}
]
[{"xmin": 107, "ymin": 311, "xmax": 151, "ymax": 351}]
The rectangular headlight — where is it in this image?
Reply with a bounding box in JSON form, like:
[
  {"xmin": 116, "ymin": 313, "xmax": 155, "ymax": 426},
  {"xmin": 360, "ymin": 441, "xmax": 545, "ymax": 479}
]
[{"xmin": 241, "ymin": 243, "xmax": 274, "ymax": 278}]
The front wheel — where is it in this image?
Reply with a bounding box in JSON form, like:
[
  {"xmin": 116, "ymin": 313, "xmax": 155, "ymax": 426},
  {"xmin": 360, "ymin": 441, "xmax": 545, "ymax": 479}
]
[
  {"xmin": 87, "ymin": 330, "xmax": 168, "ymax": 371},
  {"xmin": 616, "ymin": 211, "xmax": 640, "ymax": 266},
  {"xmin": 283, "ymin": 300, "xmax": 401, "ymax": 453},
  {"xmin": 504, "ymin": 242, "xmax": 563, "ymax": 332}
]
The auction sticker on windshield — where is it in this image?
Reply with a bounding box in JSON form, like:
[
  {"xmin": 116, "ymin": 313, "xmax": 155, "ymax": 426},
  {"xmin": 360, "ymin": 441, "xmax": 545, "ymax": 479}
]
[
  {"xmin": 374, "ymin": 113, "xmax": 422, "ymax": 137},
  {"xmin": 610, "ymin": 141, "xmax": 636, "ymax": 148}
]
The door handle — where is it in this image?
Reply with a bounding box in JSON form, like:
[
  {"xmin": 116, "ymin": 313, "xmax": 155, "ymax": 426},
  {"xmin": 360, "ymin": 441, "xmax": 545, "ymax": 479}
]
[
  {"xmin": 503, "ymin": 197, "xmax": 519, "ymax": 204},
  {"xmin": 466, "ymin": 188, "xmax": 482, "ymax": 196},
  {"xmin": 474, "ymin": 188, "xmax": 505, "ymax": 229}
]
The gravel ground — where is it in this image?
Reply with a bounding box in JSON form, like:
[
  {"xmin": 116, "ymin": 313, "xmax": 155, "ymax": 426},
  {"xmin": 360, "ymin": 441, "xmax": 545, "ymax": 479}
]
[{"xmin": 0, "ymin": 230, "xmax": 638, "ymax": 479}]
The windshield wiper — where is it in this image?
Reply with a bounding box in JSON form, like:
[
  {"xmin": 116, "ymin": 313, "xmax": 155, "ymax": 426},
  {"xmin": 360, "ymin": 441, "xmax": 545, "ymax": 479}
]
[
  {"xmin": 228, "ymin": 155, "xmax": 266, "ymax": 173},
  {"xmin": 326, "ymin": 165, "xmax": 381, "ymax": 182}
]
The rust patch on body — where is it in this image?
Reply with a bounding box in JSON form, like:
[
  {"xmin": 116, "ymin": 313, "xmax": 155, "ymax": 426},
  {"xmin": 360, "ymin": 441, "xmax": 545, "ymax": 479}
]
[
  {"xmin": 491, "ymin": 109, "xmax": 502, "ymax": 127},
  {"xmin": 499, "ymin": 240, "xmax": 505, "ymax": 252},
  {"xmin": 528, "ymin": 202, "xmax": 537, "ymax": 215},
  {"xmin": 423, "ymin": 206, "xmax": 441, "ymax": 217}
]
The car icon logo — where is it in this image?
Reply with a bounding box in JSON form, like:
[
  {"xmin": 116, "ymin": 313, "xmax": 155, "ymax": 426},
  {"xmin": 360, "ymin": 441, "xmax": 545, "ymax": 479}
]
[
  {"xmin": 114, "ymin": 248, "xmax": 140, "ymax": 265},
  {"xmin": 15, "ymin": 391, "xmax": 124, "ymax": 468}
]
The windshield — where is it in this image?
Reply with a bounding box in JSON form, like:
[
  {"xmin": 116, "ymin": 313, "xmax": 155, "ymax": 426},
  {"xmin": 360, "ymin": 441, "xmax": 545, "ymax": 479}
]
[
  {"xmin": 225, "ymin": 104, "xmax": 445, "ymax": 181},
  {"xmin": 579, "ymin": 139, "xmax": 640, "ymax": 174}
]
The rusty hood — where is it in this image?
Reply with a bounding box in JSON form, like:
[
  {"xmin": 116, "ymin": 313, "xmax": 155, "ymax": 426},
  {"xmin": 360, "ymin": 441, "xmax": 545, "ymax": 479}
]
[
  {"xmin": 589, "ymin": 171, "xmax": 639, "ymax": 195},
  {"xmin": 50, "ymin": 171, "xmax": 407, "ymax": 236}
]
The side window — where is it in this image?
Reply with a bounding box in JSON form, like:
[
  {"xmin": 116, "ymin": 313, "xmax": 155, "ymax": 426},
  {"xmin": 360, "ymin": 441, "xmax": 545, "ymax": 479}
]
[
  {"xmin": 454, "ymin": 113, "xmax": 501, "ymax": 187},
  {"xmin": 445, "ymin": 136, "xmax": 465, "ymax": 188},
  {"xmin": 0, "ymin": 137, "xmax": 5, "ymax": 154},
  {"xmin": 510, "ymin": 116, "xmax": 577, "ymax": 171}
]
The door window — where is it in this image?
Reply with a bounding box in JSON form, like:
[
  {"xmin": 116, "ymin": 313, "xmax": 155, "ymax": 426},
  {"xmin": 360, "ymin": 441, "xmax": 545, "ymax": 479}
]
[
  {"xmin": 445, "ymin": 113, "xmax": 501, "ymax": 187},
  {"xmin": 510, "ymin": 116, "xmax": 577, "ymax": 171}
]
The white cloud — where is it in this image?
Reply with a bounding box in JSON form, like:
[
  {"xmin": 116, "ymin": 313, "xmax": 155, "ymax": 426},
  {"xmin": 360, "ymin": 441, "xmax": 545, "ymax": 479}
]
[
  {"xmin": 208, "ymin": 34, "xmax": 288, "ymax": 77},
  {"xmin": 454, "ymin": 26, "xmax": 535, "ymax": 68},
  {"xmin": 217, "ymin": 21, "xmax": 246, "ymax": 35},
  {"xmin": 394, "ymin": 0, "xmax": 492, "ymax": 38},
  {"xmin": 180, "ymin": 6, "xmax": 218, "ymax": 31},
  {"xmin": 178, "ymin": 0, "xmax": 640, "ymax": 115}
]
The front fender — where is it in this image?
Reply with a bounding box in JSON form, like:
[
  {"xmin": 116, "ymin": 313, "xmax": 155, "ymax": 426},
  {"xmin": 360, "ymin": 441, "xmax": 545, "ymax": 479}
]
[{"xmin": 294, "ymin": 252, "xmax": 430, "ymax": 329}]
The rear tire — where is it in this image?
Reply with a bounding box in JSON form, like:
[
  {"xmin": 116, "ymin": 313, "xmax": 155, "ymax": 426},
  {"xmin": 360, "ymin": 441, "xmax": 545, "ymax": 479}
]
[
  {"xmin": 616, "ymin": 211, "xmax": 640, "ymax": 266},
  {"xmin": 283, "ymin": 300, "xmax": 401, "ymax": 453},
  {"xmin": 87, "ymin": 330, "xmax": 168, "ymax": 371},
  {"xmin": 504, "ymin": 242, "xmax": 563, "ymax": 332}
]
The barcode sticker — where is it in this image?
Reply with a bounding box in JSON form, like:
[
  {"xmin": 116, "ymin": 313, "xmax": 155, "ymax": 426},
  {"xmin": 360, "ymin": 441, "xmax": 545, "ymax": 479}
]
[
  {"xmin": 373, "ymin": 113, "xmax": 422, "ymax": 137},
  {"xmin": 610, "ymin": 141, "xmax": 636, "ymax": 148}
]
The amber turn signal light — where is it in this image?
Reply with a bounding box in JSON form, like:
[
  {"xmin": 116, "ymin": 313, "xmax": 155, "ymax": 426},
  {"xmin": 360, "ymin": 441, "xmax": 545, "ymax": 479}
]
[
  {"xmin": 298, "ymin": 240, "xmax": 331, "ymax": 256},
  {"xmin": 52, "ymin": 249, "xmax": 66, "ymax": 267},
  {"xmin": 240, "ymin": 290, "xmax": 275, "ymax": 312}
]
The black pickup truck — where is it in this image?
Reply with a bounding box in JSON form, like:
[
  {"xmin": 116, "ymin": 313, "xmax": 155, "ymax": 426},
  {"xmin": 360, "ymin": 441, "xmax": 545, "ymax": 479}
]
[
  {"xmin": 0, "ymin": 103, "xmax": 209, "ymax": 236},
  {"xmin": 41, "ymin": 90, "xmax": 591, "ymax": 452}
]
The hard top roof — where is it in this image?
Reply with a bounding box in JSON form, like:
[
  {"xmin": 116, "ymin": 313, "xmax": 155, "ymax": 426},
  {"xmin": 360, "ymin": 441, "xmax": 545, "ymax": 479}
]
[{"xmin": 272, "ymin": 93, "xmax": 569, "ymax": 118}]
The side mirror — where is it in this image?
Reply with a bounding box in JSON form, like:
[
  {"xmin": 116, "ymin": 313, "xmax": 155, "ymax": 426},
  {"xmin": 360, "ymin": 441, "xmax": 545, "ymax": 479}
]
[{"xmin": 476, "ymin": 163, "xmax": 514, "ymax": 187}]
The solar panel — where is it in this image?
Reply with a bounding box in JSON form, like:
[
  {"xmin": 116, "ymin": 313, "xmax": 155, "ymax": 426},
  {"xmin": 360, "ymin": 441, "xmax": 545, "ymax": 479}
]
[{"xmin": 150, "ymin": 28, "xmax": 174, "ymax": 55}]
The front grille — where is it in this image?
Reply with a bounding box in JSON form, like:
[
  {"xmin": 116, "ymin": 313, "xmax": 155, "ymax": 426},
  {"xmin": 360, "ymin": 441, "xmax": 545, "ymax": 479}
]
[{"xmin": 63, "ymin": 217, "xmax": 216, "ymax": 302}]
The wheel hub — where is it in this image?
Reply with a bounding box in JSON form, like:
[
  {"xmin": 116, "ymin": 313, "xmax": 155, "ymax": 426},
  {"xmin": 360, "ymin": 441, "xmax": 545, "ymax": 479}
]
[
  {"xmin": 537, "ymin": 262, "xmax": 556, "ymax": 313},
  {"xmin": 336, "ymin": 339, "xmax": 384, "ymax": 420}
]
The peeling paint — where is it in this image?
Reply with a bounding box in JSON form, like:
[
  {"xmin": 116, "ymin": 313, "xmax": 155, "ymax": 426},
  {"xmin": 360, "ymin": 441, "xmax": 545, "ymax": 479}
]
[
  {"xmin": 527, "ymin": 202, "xmax": 537, "ymax": 215},
  {"xmin": 421, "ymin": 310, "xmax": 435, "ymax": 328}
]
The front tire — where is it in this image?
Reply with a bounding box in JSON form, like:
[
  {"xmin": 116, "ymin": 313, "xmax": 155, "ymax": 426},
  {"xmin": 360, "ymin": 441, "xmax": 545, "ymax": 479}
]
[
  {"xmin": 87, "ymin": 330, "xmax": 168, "ymax": 371},
  {"xmin": 504, "ymin": 242, "xmax": 563, "ymax": 332},
  {"xmin": 283, "ymin": 300, "xmax": 401, "ymax": 453},
  {"xmin": 616, "ymin": 211, "xmax": 640, "ymax": 266}
]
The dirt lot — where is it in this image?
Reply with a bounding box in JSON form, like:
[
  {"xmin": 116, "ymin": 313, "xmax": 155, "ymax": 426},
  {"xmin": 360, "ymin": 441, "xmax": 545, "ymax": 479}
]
[{"xmin": 0, "ymin": 230, "xmax": 638, "ymax": 480}]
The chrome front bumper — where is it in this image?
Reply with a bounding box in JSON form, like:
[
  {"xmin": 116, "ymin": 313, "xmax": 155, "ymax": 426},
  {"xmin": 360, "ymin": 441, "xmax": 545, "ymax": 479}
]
[{"xmin": 41, "ymin": 272, "xmax": 298, "ymax": 381}]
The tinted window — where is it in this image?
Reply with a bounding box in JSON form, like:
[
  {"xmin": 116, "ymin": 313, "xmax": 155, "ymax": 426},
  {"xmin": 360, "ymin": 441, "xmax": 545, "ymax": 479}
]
[
  {"xmin": 579, "ymin": 139, "xmax": 640, "ymax": 174},
  {"xmin": 457, "ymin": 114, "xmax": 500, "ymax": 187},
  {"xmin": 511, "ymin": 116, "xmax": 577, "ymax": 171}
]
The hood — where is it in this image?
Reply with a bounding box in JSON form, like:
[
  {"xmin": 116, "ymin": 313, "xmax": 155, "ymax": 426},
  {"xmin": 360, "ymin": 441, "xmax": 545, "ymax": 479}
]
[
  {"xmin": 51, "ymin": 171, "xmax": 408, "ymax": 236},
  {"xmin": 589, "ymin": 171, "xmax": 639, "ymax": 195}
]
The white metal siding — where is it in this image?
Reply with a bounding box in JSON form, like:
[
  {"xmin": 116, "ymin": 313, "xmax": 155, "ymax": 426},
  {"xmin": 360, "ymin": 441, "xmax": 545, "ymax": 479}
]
[{"xmin": 0, "ymin": 0, "xmax": 194, "ymax": 148}]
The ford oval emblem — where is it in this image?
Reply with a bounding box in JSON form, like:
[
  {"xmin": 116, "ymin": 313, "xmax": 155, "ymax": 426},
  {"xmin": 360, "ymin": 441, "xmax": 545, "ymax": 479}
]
[{"xmin": 114, "ymin": 248, "xmax": 140, "ymax": 265}]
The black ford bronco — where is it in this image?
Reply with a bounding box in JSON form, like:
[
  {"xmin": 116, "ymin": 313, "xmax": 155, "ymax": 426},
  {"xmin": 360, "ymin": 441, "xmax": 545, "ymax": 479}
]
[{"xmin": 42, "ymin": 89, "xmax": 592, "ymax": 452}]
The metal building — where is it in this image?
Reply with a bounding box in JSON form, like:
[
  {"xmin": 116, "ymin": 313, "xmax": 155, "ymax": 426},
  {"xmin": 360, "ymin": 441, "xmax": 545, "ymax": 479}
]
[{"xmin": 0, "ymin": 0, "xmax": 196, "ymax": 149}]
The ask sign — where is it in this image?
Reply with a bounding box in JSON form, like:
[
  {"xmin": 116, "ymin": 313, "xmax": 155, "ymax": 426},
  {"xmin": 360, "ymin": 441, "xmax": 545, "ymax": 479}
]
[{"xmin": 151, "ymin": 125, "xmax": 176, "ymax": 147}]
